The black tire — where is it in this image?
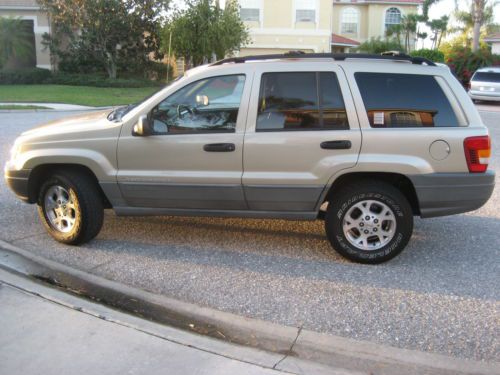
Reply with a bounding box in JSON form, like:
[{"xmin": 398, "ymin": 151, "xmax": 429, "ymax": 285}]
[
  {"xmin": 37, "ymin": 170, "xmax": 104, "ymax": 245},
  {"xmin": 325, "ymin": 180, "xmax": 413, "ymax": 264}
]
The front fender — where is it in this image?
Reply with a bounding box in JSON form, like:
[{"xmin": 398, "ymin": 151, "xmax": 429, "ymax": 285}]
[{"xmin": 14, "ymin": 148, "xmax": 117, "ymax": 182}]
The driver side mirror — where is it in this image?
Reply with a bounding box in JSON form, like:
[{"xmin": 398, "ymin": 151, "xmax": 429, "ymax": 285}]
[{"xmin": 132, "ymin": 115, "xmax": 153, "ymax": 137}]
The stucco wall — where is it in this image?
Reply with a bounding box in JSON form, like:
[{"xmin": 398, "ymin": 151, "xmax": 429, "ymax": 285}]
[
  {"xmin": 241, "ymin": 0, "xmax": 332, "ymax": 55},
  {"xmin": 491, "ymin": 42, "xmax": 500, "ymax": 55},
  {"xmin": 241, "ymin": 0, "xmax": 420, "ymax": 55}
]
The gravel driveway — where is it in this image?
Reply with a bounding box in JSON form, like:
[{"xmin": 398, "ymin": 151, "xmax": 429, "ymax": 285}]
[{"xmin": 1, "ymin": 108, "xmax": 499, "ymax": 362}]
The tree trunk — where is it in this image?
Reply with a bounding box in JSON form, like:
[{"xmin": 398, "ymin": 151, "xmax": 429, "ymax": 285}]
[
  {"xmin": 105, "ymin": 52, "xmax": 117, "ymax": 79},
  {"xmin": 472, "ymin": 0, "xmax": 484, "ymax": 52},
  {"xmin": 437, "ymin": 31, "xmax": 444, "ymax": 49},
  {"xmin": 472, "ymin": 21, "xmax": 481, "ymax": 52}
]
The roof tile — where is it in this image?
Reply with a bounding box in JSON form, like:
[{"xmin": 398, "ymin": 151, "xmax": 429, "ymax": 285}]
[{"xmin": 332, "ymin": 34, "xmax": 360, "ymax": 46}]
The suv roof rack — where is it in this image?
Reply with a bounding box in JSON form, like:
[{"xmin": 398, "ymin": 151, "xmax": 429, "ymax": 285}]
[{"xmin": 211, "ymin": 51, "xmax": 436, "ymax": 67}]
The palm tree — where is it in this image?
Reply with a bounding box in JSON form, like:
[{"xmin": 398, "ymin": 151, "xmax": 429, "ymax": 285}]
[
  {"xmin": 401, "ymin": 14, "xmax": 419, "ymax": 52},
  {"xmin": 426, "ymin": 16, "xmax": 448, "ymax": 49},
  {"xmin": 472, "ymin": 0, "xmax": 486, "ymax": 52},
  {"xmin": 386, "ymin": 24, "xmax": 403, "ymax": 48},
  {"xmin": 452, "ymin": 1, "xmax": 497, "ymax": 50},
  {"xmin": 0, "ymin": 17, "xmax": 34, "ymax": 69}
]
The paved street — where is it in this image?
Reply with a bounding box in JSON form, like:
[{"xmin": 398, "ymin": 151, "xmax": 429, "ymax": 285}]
[{"xmin": 0, "ymin": 108, "xmax": 499, "ymax": 363}]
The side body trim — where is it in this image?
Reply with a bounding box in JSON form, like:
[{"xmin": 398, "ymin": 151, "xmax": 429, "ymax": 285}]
[
  {"xmin": 113, "ymin": 206, "xmax": 318, "ymax": 220},
  {"xmin": 244, "ymin": 185, "xmax": 324, "ymax": 211},
  {"xmin": 118, "ymin": 183, "xmax": 247, "ymax": 210}
]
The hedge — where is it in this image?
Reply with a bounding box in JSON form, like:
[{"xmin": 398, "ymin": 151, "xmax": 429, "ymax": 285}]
[
  {"xmin": 0, "ymin": 68, "xmax": 52, "ymax": 84},
  {"xmin": 409, "ymin": 49, "xmax": 445, "ymax": 63},
  {"xmin": 445, "ymin": 48, "xmax": 500, "ymax": 85},
  {"xmin": 0, "ymin": 68, "xmax": 166, "ymax": 87}
]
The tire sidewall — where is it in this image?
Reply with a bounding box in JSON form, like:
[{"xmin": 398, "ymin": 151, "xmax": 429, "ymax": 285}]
[
  {"xmin": 327, "ymin": 190, "xmax": 413, "ymax": 263},
  {"xmin": 37, "ymin": 175, "xmax": 83, "ymax": 243}
]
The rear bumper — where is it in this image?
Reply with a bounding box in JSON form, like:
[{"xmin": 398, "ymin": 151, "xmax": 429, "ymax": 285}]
[
  {"xmin": 409, "ymin": 171, "xmax": 495, "ymax": 218},
  {"xmin": 468, "ymin": 91, "xmax": 500, "ymax": 101},
  {"xmin": 4, "ymin": 168, "xmax": 31, "ymax": 202}
]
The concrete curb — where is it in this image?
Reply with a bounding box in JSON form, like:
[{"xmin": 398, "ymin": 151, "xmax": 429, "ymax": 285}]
[{"xmin": 0, "ymin": 239, "xmax": 498, "ymax": 375}]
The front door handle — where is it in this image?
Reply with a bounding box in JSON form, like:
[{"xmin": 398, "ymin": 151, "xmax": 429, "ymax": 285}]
[
  {"xmin": 320, "ymin": 140, "xmax": 352, "ymax": 150},
  {"xmin": 203, "ymin": 143, "xmax": 236, "ymax": 152}
]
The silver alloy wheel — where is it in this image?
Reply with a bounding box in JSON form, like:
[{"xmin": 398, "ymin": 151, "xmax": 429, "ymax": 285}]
[
  {"xmin": 342, "ymin": 199, "xmax": 396, "ymax": 251},
  {"xmin": 44, "ymin": 185, "xmax": 77, "ymax": 233}
]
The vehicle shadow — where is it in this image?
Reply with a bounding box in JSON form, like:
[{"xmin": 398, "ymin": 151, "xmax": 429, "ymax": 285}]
[{"xmin": 86, "ymin": 212, "xmax": 500, "ymax": 300}]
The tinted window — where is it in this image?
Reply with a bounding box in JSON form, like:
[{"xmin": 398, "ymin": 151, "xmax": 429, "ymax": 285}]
[
  {"xmin": 471, "ymin": 72, "xmax": 500, "ymax": 83},
  {"xmin": 320, "ymin": 73, "xmax": 349, "ymax": 129},
  {"xmin": 355, "ymin": 73, "xmax": 459, "ymax": 128},
  {"xmin": 151, "ymin": 75, "xmax": 245, "ymax": 134},
  {"xmin": 256, "ymin": 72, "xmax": 348, "ymax": 131}
]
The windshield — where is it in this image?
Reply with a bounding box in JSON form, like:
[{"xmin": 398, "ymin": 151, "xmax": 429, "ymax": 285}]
[{"xmin": 107, "ymin": 75, "xmax": 184, "ymax": 122}]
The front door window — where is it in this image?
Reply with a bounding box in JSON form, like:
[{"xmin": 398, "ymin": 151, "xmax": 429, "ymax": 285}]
[{"xmin": 151, "ymin": 74, "xmax": 246, "ymax": 134}]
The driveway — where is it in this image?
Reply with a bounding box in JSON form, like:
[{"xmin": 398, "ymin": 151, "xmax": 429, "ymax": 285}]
[{"xmin": 0, "ymin": 109, "xmax": 499, "ymax": 363}]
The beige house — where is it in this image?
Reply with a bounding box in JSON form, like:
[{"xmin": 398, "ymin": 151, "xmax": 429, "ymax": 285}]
[
  {"xmin": 238, "ymin": 0, "xmax": 422, "ymax": 55},
  {"xmin": 0, "ymin": 0, "xmax": 52, "ymax": 69},
  {"xmin": 484, "ymin": 33, "xmax": 500, "ymax": 55}
]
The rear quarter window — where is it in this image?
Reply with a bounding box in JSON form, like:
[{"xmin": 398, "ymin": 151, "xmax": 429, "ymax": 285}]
[{"xmin": 355, "ymin": 72, "xmax": 459, "ymax": 128}]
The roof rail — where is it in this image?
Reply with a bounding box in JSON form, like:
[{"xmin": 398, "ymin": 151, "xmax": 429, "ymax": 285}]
[{"xmin": 210, "ymin": 51, "xmax": 437, "ymax": 67}]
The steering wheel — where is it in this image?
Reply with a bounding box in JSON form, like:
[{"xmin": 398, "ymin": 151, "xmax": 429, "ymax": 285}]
[{"xmin": 177, "ymin": 104, "xmax": 194, "ymax": 119}]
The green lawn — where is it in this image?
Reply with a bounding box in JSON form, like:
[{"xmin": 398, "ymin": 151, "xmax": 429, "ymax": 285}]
[
  {"xmin": 0, "ymin": 104, "xmax": 50, "ymax": 110},
  {"xmin": 0, "ymin": 85, "xmax": 161, "ymax": 107}
]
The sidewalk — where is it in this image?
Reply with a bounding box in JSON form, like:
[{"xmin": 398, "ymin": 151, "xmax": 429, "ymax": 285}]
[
  {"xmin": 0, "ymin": 268, "xmax": 355, "ymax": 375},
  {"xmin": 1, "ymin": 241, "xmax": 497, "ymax": 375}
]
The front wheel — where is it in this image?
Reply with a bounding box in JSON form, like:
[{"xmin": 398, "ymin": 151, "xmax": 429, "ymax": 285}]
[
  {"xmin": 325, "ymin": 181, "xmax": 413, "ymax": 264},
  {"xmin": 37, "ymin": 170, "xmax": 104, "ymax": 245}
]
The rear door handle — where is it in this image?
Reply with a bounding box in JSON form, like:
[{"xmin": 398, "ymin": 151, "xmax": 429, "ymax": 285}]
[
  {"xmin": 203, "ymin": 143, "xmax": 236, "ymax": 152},
  {"xmin": 320, "ymin": 140, "xmax": 352, "ymax": 150}
]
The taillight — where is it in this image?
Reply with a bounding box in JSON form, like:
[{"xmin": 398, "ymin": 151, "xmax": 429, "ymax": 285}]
[{"xmin": 464, "ymin": 136, "xmax": 491, "ymax": 173}]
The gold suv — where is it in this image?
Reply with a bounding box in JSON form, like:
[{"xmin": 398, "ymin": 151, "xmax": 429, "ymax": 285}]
[{"xmin": 4, "ymin": 53, "xmax": 495, "ymax": 263}]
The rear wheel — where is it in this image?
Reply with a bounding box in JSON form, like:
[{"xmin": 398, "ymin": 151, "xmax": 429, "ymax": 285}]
[
  {"xmin": 325, "ymin": 180, "xmax": 413, "ymax": 264},
  {"xmin": 37, "ymin": 170, "xmax": 104, "ymax": 245}
]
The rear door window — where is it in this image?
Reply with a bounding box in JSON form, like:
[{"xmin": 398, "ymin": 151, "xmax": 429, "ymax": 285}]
[
  {"xmin": 355, "ymin": 72, "xmax": 459, "ymax": 128},
  {"xmin": 256, "ymin": 72, "xmax": 349, "ymax": 131}
]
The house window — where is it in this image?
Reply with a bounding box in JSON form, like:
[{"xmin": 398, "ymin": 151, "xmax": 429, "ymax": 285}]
[
  {"xmin": 295, "ymin": 0, "xmax": 316, "ymax": 23},
  {"xmin": 385, "ymin": 7, "xmax": 402, "ymax": 30},
  {"xmin": 341, "ymin": 8, "xmax": 359, "ymax": 34},
  {"xmin": 390, "ymin": 112, "xmax": 419, "ymax": 127},
  {"xmin": 240, "ymin": 0, "xmax": 260, "ymax": 22}
]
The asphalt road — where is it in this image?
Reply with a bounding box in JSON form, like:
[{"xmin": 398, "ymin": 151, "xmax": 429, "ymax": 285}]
[{"xmin": 0, "ymin": 108, "xmax": 499, "ymax": 363}]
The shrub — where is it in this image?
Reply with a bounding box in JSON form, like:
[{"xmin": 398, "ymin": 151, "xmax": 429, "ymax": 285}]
[
  {"xmin": 409, "ymin": 49, "xmax": 445, "ymax": 63},
  {"xmin": 0, "ymin": 68, "xmax": 163, "ymax": 87},
  {"xmin": 0, "ymin": 68, "xmax": 52, "ymax": 84},
  {"xmin": 357, "ymin": 37, "xmax": 403, "ymax": 54},
  {"xmin": 49, "ymin": 73, "xmax": 162, "ymax": 87},
  {"xmin": 445, "ymin": 47, "xmax": 500, "ymax": 85},
  {"xmin": 144, "ymin": 61, "xmax": 172, "ymax": 82}
]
